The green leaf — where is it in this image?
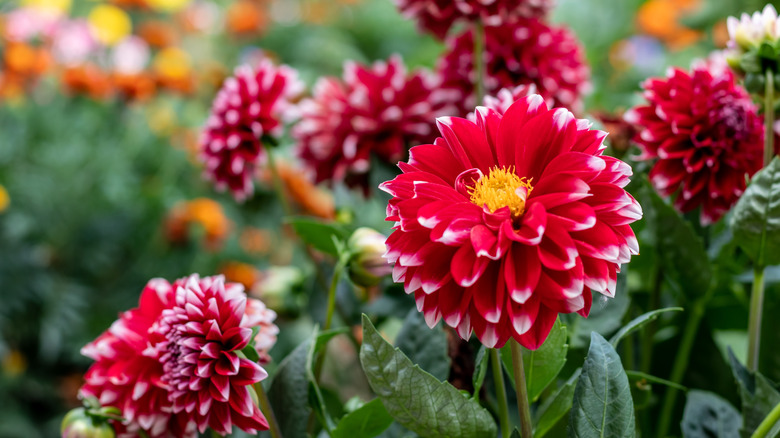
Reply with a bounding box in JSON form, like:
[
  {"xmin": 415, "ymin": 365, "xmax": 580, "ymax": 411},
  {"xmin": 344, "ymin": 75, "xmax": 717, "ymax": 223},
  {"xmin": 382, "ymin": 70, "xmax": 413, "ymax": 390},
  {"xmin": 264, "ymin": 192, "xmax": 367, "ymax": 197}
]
[
  {"xmin": 268, "ymin": 340, "xmax": 312, "ymax": 438},
  {"xmin": 286, "ymin": 216, "xmax": 349, "ymax": 256},
  {"xmin": 359, "ymin": 315, "xmax": 496, "ymax": 438},
  {"xmin": 680, "ymin": 390, "xmax": 741, "ymax": 438},
  {"xmin": 395, "ymin": 309, "xmax": 450, "ymax": 381},
  {"xmin": 730, "ymin": 157, "xmax": 780, "ymax": 267},
  {"xmin": 306, "ymin": 328, "xmax": 349, "ymax": 433},
  {"xmin": 331, "ymin": 399, "xmax": 394, "ymax": 438},
  {"xmin": 728, "ymin": 349, "xmax": 780, "ymax": 437},
  {"xmin": 534, "ymin": 369, "xmax": 580, "ymax": 438},
  {"xmin": 569, "ymin": 333, "xmax": 635, "ymax": 438},
  {"xmin": 625, "ymin": 371, "xmax": 687, "ymax": 392},
  {"xmin": 501, "ymin": 318, "xmax": 568, "ymax": 402},
  {"xmin": 609, "ymin": 307, "xmax": 683, "ymax": 347},
  {"xmin": 472, "ymin": 346, "xmax": 488, "ymax": 398}
]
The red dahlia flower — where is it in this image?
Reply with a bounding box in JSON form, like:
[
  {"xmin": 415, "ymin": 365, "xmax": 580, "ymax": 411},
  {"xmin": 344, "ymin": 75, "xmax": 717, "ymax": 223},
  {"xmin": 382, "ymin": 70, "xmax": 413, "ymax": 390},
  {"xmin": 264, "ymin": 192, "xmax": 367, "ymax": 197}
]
[
  {"xmin": 154, "ymin": 275, "xmax": 269, "ymax": 435},
  {"xmin": 626, "ymin": 60, "xmax": 763, "ymax": 224},
  {"xmin": 295, "ymin": 55, "xmax": 456, "ymax": 193},
  {"xmin": 201, "ymin": 59, "xmax": 303, "ymax": 201},
  {"xmin": 438, "ymin": 17, "xmax": 590, "ymax": 117},
  {"xmin": 381, "ymin": 95, "xmax": 641, "ymax": 349},
  {"xmin": 394, "ymin": 0, "xmax": 555, "ymax": 39}
]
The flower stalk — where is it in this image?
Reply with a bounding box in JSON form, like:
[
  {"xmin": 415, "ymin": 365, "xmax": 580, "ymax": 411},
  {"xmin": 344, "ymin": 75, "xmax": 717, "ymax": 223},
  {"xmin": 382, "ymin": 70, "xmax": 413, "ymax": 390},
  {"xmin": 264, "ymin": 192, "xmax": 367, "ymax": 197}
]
[
  {"xmin": 489, "ymin": 348, "xmax": 511, "ymax": 438},
  {"xmin": 254, "ymin": 382, "xmax": 283, "ymax": 438},
  {"xmin": 748, "ymin": 266, "xmax": 766, "ymax": 371},
  {"xmin": 510, "ymin": 341, "xmax": 533, "ymax": 438},
  {"xmin": 752, "ymin": 400, "xmax": 780, "ymax": 438},
  {"xmin": 765, "ymin": 69, "xmax": 775, "ymax": 168}
]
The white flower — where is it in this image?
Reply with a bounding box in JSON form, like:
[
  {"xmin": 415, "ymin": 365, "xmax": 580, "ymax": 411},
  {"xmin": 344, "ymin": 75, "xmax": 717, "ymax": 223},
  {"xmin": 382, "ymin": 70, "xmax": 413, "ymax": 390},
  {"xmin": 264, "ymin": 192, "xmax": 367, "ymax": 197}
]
[{"xmin": 727, "ymin": 4, "xmax": 780, "ymax": 50}]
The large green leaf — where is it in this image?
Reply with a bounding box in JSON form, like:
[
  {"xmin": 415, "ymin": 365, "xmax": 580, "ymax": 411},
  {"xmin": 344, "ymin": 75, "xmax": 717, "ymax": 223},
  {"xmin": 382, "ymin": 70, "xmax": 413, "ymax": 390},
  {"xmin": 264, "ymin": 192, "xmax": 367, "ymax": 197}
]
[
  {"xmin": 501, "ymin": 318, "xmax": 568, "ymax": 402},
  {"xmin": 609, "ymin": 307, "xmax": 683, "ymax": 347},
  {"xmin": 680, "ymin": 390, "xmax": 741, "ymax": 438},
  {"xmin": 728, "ymin": 349, "xmax": 780, "ymax": 437},
  {"xmin": 534, "ymin": 369, "xmax": 580, "ymax": 438},
  {"xmin": 731, "ymin": 157, "xmax": 780, "ymax": 267},
  {"xmin": 285, "ymin": 216, "xmax": 349, "ymax": 256},
  {"xmin": 395, "ymin": 309, "xmax": 450, "ymax": 381},
  {"xmin": 359, "ymin": 315, "xmax": 496, "ymax": 438},
  {"xmin": 331, "ymin": 399, "xmax": 394, "ymax": 438},
  {"xmin": 569, "ymin": 333, "xmax": 635, "ymax": 438}
]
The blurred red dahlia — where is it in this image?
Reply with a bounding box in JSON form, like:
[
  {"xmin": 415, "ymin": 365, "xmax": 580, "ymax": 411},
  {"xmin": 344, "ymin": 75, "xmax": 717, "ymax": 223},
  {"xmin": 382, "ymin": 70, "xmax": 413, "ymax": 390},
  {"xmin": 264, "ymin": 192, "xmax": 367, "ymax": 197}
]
[
  {"xmin": 294, "ymin": 55, "xmax": 456, "ymax": 193},
  {"xmin": 154, "ymin": 275, "xmax": 269, "ymax": 436},
  {"xmin": 394, "ymin": 0, "xmax": 555, "ymax": 39},
  {"xmin": 201, "ymin": 59, "xmax": 303, "ymax": 201},
  {"xmin": 626, "ymin": 60, "xmax": 763, "ymax": 224},
  {"xmin": 381, "ymin": 95, "xmax": 641, "ymax": 349},
  {"xmin": 438, "ymin": 17, "xmax": 590, "ymax": 117}
]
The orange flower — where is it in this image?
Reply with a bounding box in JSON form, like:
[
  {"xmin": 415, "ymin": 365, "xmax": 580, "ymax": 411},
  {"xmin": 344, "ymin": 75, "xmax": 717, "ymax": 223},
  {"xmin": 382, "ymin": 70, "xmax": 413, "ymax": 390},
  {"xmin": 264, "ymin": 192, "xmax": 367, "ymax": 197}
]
[
  {"xmin": 153, "ymin": 47, "xmax": 195, "ymax": 94},
  {"xmin": 137, "ymin": 20, "xmax": 178, "ymax": 48},
  {"xmin": 3, "ymin": 42, "xmax": 51, "ymax": 76},
  {"xmin": 112, "ymin": 72, "xmax": 156, "ymax": 101},
  {"xmin": 240, "ymin": 227, "xmax": 273, "ymax": 255},
  {"xmin": 0, "ymin": 71, "xmax": 26, "ymax": 100},
  {"xmin": 637, "ymin": 0, "xmax": 702, "ymax": 50},
  {"xmin": 219, "ymin": 261, "xmax": 261, "ymax": 290},
  {"xmin": 165, "ymin": 198, "xmax": 231, "ymax": 249},
  {"xmin": 226, "ymin": 0, "xmax": 267, "ymax": 35},
  {"xmin": 61, "ymin": 64, "xmax": 112, "ymax": 99},
  {"xmin": 109, "ymin": 0, "xmax": 149, "ymax": 9},
  {"xmin": 267, "ymin": 161, "xmax": 336, "ymax": 219},
  {"xmin": 301, "ymin": 0, "xmax": 337, "ymax": 24}
]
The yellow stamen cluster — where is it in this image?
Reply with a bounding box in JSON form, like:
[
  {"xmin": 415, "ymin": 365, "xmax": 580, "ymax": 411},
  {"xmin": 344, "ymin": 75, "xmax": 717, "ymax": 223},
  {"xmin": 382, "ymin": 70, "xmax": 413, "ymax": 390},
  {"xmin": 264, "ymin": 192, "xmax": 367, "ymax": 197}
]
[{"xmin": 469, "ymin": 166, "xmax": 533, "ymax": 218}]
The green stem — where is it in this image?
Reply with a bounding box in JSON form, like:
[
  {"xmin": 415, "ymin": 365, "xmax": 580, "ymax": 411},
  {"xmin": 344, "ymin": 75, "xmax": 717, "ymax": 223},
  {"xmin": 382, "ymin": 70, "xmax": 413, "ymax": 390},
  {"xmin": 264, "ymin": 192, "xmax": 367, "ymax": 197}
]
[
  {"xmin": 263, "ymin": 142, "xmax": 293, "ymax": 217},
  {"xmin": 765, "ymin": 69, "xmax": 775, "ymax": 168},
  {"xmin": 254, "ymin": 382, "xmax": 283, "ymax": 438},
  {"xmin": 748, "ymin": 267, "xmax": 766, "ymax": 371},
  {"xmin": 490, "ymin": 348, "xmax": 511, "ymax": 438},
  {"xmin": 510, "ymin": 341, "xmax": 533, "ymax": 438},
  {"xmin": 752, "ymin": 401, "xmax": 780, "ymax": 438},
  {"xmin": 324, "ymin": 259, "xmax": 345, "ymax": 331},
  {"xmin": 657, "ymin": 294, "xmax": 710, "ymax": 438},
  {"xmin": 473, "ymin": 20, "xmax": 485, "ymax": 104}
]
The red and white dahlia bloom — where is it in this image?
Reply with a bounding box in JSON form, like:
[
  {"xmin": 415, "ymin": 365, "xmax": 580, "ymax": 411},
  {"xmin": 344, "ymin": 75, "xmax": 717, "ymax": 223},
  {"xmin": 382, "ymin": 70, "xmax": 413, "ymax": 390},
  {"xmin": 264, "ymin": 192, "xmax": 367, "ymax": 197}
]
[
  {"xmin": 626, "ymin": 60, "xmax": 763, "ymax": 224},
  {"xmin": 80, "ymin": 275, "xmax": 273, "ymax": 437},
  {"xmin": 201, "ymin": 59, "xmax": 303, "ymax": 201},
  {"xmin": 243, "ymin": 298, "xmax": 279, "ymax": 365},
  {"xmin": 394, "ymin": 0, "xmax": 555, "ymax": 39},
  {"xmin": 295, "ymin": 55, "xmax": 455, "ymax": 192},
  {"xmin": 438, "ymin": 17, "xmax": 590, "ymax": 117},
  {"xmin": 381, "ymin": 95, "xmax": 641, "ymax": 349}
]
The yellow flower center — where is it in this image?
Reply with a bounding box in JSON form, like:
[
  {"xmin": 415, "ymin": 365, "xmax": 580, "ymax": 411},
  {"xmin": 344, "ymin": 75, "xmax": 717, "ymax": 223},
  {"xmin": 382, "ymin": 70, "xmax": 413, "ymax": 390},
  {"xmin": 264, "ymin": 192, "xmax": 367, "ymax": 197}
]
[{"xmin": 469, "ymin": 166, "xmax": 533, "ymax": 218}]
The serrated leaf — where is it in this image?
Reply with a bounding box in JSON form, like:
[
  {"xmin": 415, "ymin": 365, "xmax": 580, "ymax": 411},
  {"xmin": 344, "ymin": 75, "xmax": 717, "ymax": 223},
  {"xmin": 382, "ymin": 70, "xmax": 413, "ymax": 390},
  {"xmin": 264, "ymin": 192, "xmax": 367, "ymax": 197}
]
[
  {"xmin": 730, "ymin": 157, "xmax": 780, "ymax": 267},
  {"xmin": 472, "ymin": 346, "xmax": 488, "ymax": 397},
  {"xmin": 609, "ymin": 307, "xmax": 683, "ymax": 347},
  {"xmin": 535, "ymin": 370, "xmax": 580, "ymax": 438},
  {"xmin": 331, "ymin": 399, "xmax": 394, "ymax": 438},
  {"xmin": 286, "ymin": 216, "xmax": 349, "ymax": 256},
  {"xmin": 681, "ymin": 390, "xmax": 741, "ymax": 438},
  {"xmin": 501, "ymin": 318, "xmax": 567, "ymax": 402},
  {"xmin": 569, "ymin": 333, "xmax": 635, "ymax": 438},
  {"xmin": 359, "ymin": 315, "xmax": 496, "ymax": 438},
  {"xmin": 395, "ymin": 309, "xmax": 450, "ymax": 381},
  {"xmin": 728, "ymin": 349, "xmax": 780, "ymax": 437}
]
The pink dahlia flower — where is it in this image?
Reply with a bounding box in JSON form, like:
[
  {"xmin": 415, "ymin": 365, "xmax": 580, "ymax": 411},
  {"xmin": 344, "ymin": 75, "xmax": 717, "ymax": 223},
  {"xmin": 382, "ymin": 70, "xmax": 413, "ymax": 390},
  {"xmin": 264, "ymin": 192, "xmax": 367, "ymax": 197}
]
[
  {"xmin": 625, "ymin": 60, "xmax": 763, "ymax": 224},
  {"xmin": 295, "ymin": 55, "xmax": 455, "ymax": 193},
  {"xmin": 381, "ymin": 95, "xmax": 641, "ymax": 349},
  {"xmin": 243, "ymin": 298, "xmax": 279, "ymax": 365},
  {"xmin": 201, "ymin": 59, "xmax": 303, "ymax": 201},
  {"xmin": 154, "ymin": 275, "xmax": 269, "ymax": 436},
  {"xmin": 438, "ymin": 17, "xmax": 590, "ymax": 117},
  {"xmin": 394, "ymin": 0, "xmax": 555, "ymax": 39}
]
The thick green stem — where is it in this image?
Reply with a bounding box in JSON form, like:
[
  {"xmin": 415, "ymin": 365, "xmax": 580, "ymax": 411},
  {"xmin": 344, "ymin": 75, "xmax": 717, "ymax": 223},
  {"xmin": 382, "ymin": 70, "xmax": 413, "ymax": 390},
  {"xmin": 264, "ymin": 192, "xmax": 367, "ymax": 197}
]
[
  {"xmin": 255, "ymin": 382, "xmax": 283, "ymax": 438},
  {"xmin": 657, "ymin": 295, "xmax": 710, "ymax": 438},
  {"xmin": 748, "ymin": 267, "xmax": 766, "ymax": 371},
  {"xmin": 490, "ymin": 348, "xmax": 511, "ymax": 438},
  {"xmin": 765, "ymin": 69, "xmax": 775, "ymax": 167},
  {"xmin": 510, "ymin": 341, "xmax": 533, "ymax": 438},
  {"xmin": 752, "ymin": 401, "xmax": 780, "ymax": 438},
  {"xmin": 473, "ymin": 20, "xmax": 485, "ymax": 104}
]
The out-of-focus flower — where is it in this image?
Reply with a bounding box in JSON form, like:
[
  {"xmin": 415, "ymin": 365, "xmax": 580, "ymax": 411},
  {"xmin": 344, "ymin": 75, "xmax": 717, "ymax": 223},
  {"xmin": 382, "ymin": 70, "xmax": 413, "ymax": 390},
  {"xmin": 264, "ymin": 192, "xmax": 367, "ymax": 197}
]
[
  {"xmin": 165, "ymin": 198, "xmax": 231, "ymax": 249},
  {"xmin": 226, "ymin": 0, "xmax": 267, "ymax": 35},
  {"xmin": 4, "ymin": 42, "xmax": 52, "ymax": 76},
  {"xmin": 60, "ymin": 408, "xmax": 115, "ymax": 438},
  {"xmin": 112, "ymin": 72, "xmax": 156, "ymax": 101},
  {"xmin": 637, "ymin": 0, "xmax": 702, "ymax": 50},
  {"xmin": 251, "ymin": 266, "xmax": 303, "ymax": 312},
  {"xmin": 21, "ymin": 0, "xmax": 71, "ymax": 13},
  {"xmin": 394, "ymin": 0, "xmax": 555, "ymax": 40},
  {"xmin": 179, "ymin": 1, "xmax": 221, "ymax": 34},
  {"xmin": 146, "ymin": 0, "xmax": 191, "ymax": 13},
  {"xmin": 0, "ymin": 186, "xmax": 8, "ymax": 213},
  {"xmin": 347, "ymin": 227, "xmax": 392, "ymax": 287},
  {"xmin": 200, "ymin": 59, "xmax": 303, "ymax": 201},
  {"xmin": 240, "ymin": 227, "xmax": 273, "ymax": 255},
  {"xmin": 62, "ymin": 64, "xmax": 112, "ymax": 99},
  {"xmin": 112, "ymin": 36, "xmax": 150, "ymax": 75},
  {"xmin": 608, "ymin": 36, "xmax": 666, "ymax": 75},
  {"xmin": 137, "ymin": 20, "xmax": 179, "ymax": 48},
  {"xmin": 593, "ymin": 111, "xmax": 637, "ymax": 157},
  {"xmin": 153, "ymin": 275, "xmax": 269, "ymax": 435},
  {"xmin": 0, "ymin": 71, "xmax": 26, "ymax": 101},
  {"xmin": 295, "ymin": 55, "xmax": 455, "ymax": 193},
  {"xmin": 437, "ymin": 17, "xmax": 590, "ymax": 117},
  {"xmin": 381, "ymin": 95, "xmax": 641, "ymax": 349},
  {"xmin": 220, "ymin": 261, "xmax": 262, "ymax": 290},
  {"xmin": 261, "ymin": 160, "xmax": 336, "ymax": 219},
  {"xmin": 625, "ymin": 59, "xmax": 763, "ymax": 224},
  {"xmin": 1, "ymin": 349, "xmax": 25, "ymax": 375},
  {"xmin": 243, "ymin": 298, "xmax": 279, "ymax": 365},
  {"xmin": 88, "ymin": 5, "xmax": 132, "ymax": 46},
  {"xmin": 3, "ymin": 7, "xmax": 62, "ymax": 41},
  {"xmin": 727, "ymin": 4, "xmax": 780, "ymax": 51},
  {"xmin": 472, "ymin": 84, "xmax": 542, "ymax": 118},
  {"xmin": 52, "ymin": 19, "xmax": 97, "ymax": 67},
  {"xmin": 153, "ymin": 47, "xmax": 195, "ymax": 94}
]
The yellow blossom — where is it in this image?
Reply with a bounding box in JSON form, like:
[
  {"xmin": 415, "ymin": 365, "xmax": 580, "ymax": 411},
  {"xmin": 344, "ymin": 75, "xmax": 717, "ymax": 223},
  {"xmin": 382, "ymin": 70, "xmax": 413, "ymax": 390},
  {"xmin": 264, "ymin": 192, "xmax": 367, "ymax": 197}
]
[
  {"xmin": 153, "ymin": 47, "xmax": 191, "ymax": 80},
  {"xmin": 0, "ymin": 185, "xmax": 8, "ymax": 213},
  {"xmin": 88, "ymin": 4, "xmax": 132, "ymax": 46},
  {"xmin": 146, "ymin": 0, "xmax": 191, "ymax": 13},
  {"xmin": 21, "ymin": 0, "xmax": 71, "ymax": 13}
]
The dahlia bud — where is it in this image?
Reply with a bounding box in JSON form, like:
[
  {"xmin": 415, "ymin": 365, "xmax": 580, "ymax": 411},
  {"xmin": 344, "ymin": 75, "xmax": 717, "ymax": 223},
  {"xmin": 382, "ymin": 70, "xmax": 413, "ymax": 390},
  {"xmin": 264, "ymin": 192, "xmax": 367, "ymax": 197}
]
[
  {"xmin": 726, "ymin": 5, "xmax": 780, "ymax": 77},
  {"xmin": 347, "ymin": 227, "xmax": 392, "ymax": 287},
  {"xmin": 60, "ymin": 408, "xmax": 115, "ymax": 438}
]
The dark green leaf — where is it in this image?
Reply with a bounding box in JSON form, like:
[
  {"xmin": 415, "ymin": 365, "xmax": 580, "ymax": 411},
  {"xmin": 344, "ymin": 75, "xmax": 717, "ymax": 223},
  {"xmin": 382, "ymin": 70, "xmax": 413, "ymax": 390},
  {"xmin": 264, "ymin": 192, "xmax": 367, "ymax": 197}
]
[
  {"xmin": 360, "ymin": 315, "xmax": 496, "ymax": 438},
  {"xmin": 286, "ymin": 216, "xmax": 349, "ymax": 256},
  {"xmin": 730, "ymin": 157, "xmax": 780, "ymax": 267},
  {"xmin": 609, "ymin": 307, "xmax": 683, "ymax": 347},
  {"xmin": 472, "ymin": 346, "xmax": 489, "ymax": 397},
  {"xmin": 535, "ymin": 370, "xmax": 580, "ymax": 438},
  {"xmin": 681, "ymin": 390, "xmax": 741, "ymax": 438},
  {"xmin": 501, "ymin": 318, "xmax": 567, "ymax": 401},
  {"xmin": 728, "ymin": 349, "xmax": 780, "ymax": 437},
  {"xmin": 569, "ymin": 333, "xmax": 635, "ymax": 438},
  {"xmin": 331, "ymin": 399, "xmax": 394, "ymax": 438},
  {"xmin": 268, "ymin": 340, "xmax": 312, "ymax": 438},
  {"xmin": 395, "ymin": 309, "xmax": 450, "ymax": 381}
]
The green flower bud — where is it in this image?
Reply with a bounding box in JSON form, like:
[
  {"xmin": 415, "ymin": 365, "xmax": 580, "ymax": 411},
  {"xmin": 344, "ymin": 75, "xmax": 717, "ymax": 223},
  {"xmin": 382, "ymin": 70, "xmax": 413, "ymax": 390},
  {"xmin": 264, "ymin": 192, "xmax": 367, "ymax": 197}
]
[
  {"xmin": 61, "ymin": 408, "xmax": 115, "ymax": 438},
  {"xmin": 347, "ymin": 227, "xmax": 392, "ymax": 287}
]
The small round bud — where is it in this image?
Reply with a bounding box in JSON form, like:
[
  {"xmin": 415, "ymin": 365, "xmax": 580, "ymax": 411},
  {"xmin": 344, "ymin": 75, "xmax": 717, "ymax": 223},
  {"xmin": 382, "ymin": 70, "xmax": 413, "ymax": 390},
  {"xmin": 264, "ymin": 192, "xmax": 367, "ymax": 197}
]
[
  {"xmin": 347, "ymin": 227, "xmax": 392, "ymax": 287},
  {"xmin": 61, "ymin": 408, "xmax": 115, "ymax": 438}
]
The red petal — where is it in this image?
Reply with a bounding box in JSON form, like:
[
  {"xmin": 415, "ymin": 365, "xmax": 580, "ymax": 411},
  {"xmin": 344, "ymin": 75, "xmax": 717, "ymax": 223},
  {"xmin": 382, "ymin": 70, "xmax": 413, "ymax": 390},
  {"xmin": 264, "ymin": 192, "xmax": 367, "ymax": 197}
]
[
  {"xmin": 451, "ymin": 244, "xmax": 488, "ymax": 287},
  {"xmin": 514, "ymin": 306, "xmax": 558, "ymax": 350}
]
